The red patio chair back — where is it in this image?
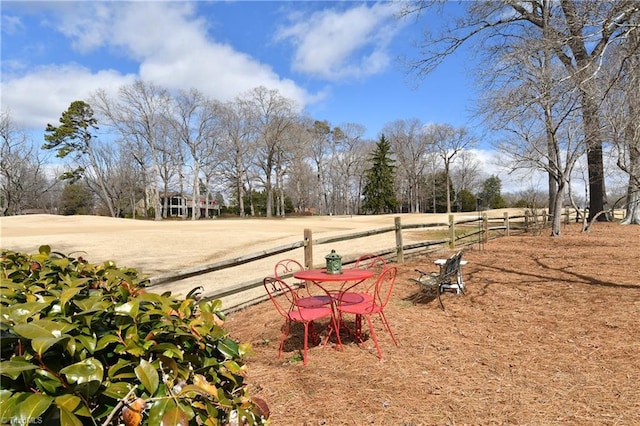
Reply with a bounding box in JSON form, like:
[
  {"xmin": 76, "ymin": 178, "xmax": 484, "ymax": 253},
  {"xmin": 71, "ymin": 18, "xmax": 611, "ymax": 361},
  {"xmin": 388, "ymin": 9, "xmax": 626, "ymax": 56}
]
[
  {"xmin": 339, "ymin": 254, "xmax": 387, "ymax": 305},
  {"xmin": 354, "ymin": 253, "xmax": 386, "ymax": 271},
  {"xmin": 275, "ymin": 258, "xmax": 331, "ymax": 308},
  {"xmin": 263, "ymin": 275, "xmax": 298, "ymax": 318},
  {"xmin": 274, "ymin": 258, "xmax": 304, "ymax": 281},
  {"xmin": 263, "ymin": 276, "xmax": 335, "ymax": 366},
  {"xmin": 336, "ymin": 265, "xmax": 399, "ymax": 359},
  {"xmin": 372, "ymin": 264, "xmax": 397, "ymax": 311}
]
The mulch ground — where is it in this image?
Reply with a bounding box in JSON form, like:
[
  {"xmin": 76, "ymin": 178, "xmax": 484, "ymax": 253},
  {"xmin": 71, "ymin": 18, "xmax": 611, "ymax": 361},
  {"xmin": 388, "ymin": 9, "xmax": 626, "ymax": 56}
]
[{"xmin": 225, "ymin": 222, "xmax": 640, "ymax": 425}]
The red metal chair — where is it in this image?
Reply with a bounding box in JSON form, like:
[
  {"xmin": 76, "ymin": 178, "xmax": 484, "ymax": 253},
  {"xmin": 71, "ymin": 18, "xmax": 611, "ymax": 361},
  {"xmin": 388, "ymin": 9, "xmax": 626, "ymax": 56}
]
[
  {"xmin": 337, "ymin": 254, "xmax": 386, "ymax": 305},
  {"xmin": 274, "ymin": 259, "xmax": 331, "ymax": 308},
  {"xmin": 263, "ymin": 276, "xmax": 336, "ymax": 366},
  {"xmin": 336, "ymin": 265, "xmax": 399, "ymax": 359}
]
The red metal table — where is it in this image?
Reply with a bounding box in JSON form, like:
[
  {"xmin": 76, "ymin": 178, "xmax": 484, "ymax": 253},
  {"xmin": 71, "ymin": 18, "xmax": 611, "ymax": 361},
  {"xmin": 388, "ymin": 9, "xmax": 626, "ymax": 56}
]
[{"xmin": 293, "ymin": 268, "xmax": 374, "ymax": 349}]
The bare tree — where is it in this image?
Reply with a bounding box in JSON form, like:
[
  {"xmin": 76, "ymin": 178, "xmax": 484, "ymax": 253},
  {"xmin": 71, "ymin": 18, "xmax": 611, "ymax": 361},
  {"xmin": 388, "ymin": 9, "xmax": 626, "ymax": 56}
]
[
  {"xmin": 304, "ymin": 119, "xmax": 333, "ymax": 215},
  {"xmin": 244, "ymin": 86, "xmax": 297, "ymax": 218},
  {"xmin": 425, "ymin": 124, "xmax": 475, "ymax": 213},
  {"xmin": 479, "ymin": 19, "xmax": 586, "ymax": 235},
  {"xmin": 451, "ymin": 150, "xmax": 482, "ymax": 197},
  {"xmin": 215, "ymin": 100, "xmax": 256, "ymax": 216},
  {"xmin": 402, "ymin": 0, "xmax": 640, "ymax": 221},
  {"xmin": 0, "ymin": 110, "xmax": 54, "ymax": 215},
  {"xmin": 167, "ymin": 89, "xmax": 219, "ymax": 220},
  {"xmin": 602, "ymin": 15, "xmax": 640, "ymax": 224},
  {"xmin": 332, "ymin": 122, "xmax": 368, "ymax": 215},
  {"xmin": 91, "ymin": 81, "xmax": 172, "ymax": 220},
  {"xmin": 383, "ymin": 118, "xmax": 433, "ymax": 212}
]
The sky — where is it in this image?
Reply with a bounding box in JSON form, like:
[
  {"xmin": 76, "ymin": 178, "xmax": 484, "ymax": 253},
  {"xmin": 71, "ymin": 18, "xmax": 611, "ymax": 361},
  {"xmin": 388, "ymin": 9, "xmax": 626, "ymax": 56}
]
[{"xmin": 1, "ymin": 0, "xmax": 538, "ymax": 193}]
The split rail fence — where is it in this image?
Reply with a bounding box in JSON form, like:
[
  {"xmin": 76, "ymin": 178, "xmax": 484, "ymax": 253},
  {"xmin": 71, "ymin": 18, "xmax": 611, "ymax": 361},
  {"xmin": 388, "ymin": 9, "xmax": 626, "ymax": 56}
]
[{"xmin": 149, "ymin": 209, "xmax": 582, "ymax": 312}]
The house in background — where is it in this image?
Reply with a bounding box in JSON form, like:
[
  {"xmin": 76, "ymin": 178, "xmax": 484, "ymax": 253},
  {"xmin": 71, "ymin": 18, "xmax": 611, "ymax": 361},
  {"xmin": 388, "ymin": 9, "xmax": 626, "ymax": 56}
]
[{"xmin": 159, "ymin": 192, "xmax": 219, "ymax": 219}]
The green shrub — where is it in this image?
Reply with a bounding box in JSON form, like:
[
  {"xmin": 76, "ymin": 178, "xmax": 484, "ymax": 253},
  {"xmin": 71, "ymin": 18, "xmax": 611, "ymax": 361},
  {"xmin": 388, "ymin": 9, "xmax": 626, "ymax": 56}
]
[{"xmin": 0, "ymin": 246, "xmax": 267, "ymax": 425}]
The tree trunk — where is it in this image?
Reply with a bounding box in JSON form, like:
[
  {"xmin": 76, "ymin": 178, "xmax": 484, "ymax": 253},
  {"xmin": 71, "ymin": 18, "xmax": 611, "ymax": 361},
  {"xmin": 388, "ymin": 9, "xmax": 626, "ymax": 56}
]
[
  {"xmin": 550, "ymin": 181, "xmax": 566, "ymax": 236},
  {"xmin": 578, "ymin": 85, "xmax": 608, "ymax": 222}
]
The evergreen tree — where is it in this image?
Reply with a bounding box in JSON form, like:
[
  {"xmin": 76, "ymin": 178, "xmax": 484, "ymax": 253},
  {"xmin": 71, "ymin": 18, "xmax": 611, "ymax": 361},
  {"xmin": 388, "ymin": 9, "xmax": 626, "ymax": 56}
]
[
  {"xmin": 479, "ymin": 175, "xmax": 507, "ymax": 209},
  {"xmin": 361, "ymin": 134, "xmax": 397, "ymax": 214},
  {"xmin": 43, "ymin": 100, "xmax": 116, "ymax": 217},
  {"xmin": 424, "ymin": 171, "xmax": 453, "ymax": 213},
  {"xmin": 61, "ymin": 183, "xmax": 93, "ymax": 215}
]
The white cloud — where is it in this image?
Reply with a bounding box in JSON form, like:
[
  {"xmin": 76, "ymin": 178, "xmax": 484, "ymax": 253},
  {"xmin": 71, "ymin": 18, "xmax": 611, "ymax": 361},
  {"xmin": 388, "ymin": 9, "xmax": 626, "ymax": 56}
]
[
  {"xmin": 1, "ymin": 14, "xmax": 24, "ymax": 34},
  {"xmin": 469, "ymin": 148, "xmax": 546, "ymax": 194},
  {"xmin": 62, "ymin": 2, "xmax": 315, "ymax": 105},
  {"xmin": 1, "ymin": 2, "xmax": 318, "ymax": 130},
  {"xmin": 2, "ymin": 64, "xmax": 136, "ymax": 129},
  {"xmin": 275, "ymin": 3, "xmax": 403, "ymax": 80}
]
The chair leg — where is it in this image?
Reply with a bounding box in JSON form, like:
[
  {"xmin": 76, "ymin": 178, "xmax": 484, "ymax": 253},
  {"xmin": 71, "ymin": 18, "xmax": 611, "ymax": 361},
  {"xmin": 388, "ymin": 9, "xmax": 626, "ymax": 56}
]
[
  {"xmin": 364, "ymin": 314, "xmax": 383, "ymax": 359},
  {"xmin": 437, "ymin": 286, "xmax": 445, "ymax": 310},
  {"xmin": 302, "ymin": 322, "xmax": 309, "ymax": 366},
  {"xmin": 278, "ymin": 320, "xmax": 290, "ymax": 359},
  {"xmin": 378, "ymin": 311, "xmax": 399, "ymax": 346}
]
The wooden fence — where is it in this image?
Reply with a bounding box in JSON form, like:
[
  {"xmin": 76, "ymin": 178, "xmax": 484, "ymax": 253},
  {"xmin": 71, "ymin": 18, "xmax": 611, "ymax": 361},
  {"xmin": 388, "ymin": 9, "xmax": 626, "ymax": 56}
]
[{"xmin": 148, "ymin": 209, "xmax": 580, "ymax": 313}]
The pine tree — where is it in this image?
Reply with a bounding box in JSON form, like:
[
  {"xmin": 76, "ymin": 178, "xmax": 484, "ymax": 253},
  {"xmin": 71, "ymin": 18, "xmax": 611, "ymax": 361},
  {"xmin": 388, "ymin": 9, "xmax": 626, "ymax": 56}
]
[{"xmin": 361, "ymin": 134, "xmax": 397, "ymax": 214}]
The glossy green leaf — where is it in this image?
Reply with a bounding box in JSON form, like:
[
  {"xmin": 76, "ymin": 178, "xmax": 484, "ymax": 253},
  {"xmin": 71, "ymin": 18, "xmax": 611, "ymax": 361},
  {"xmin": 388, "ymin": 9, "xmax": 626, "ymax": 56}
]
[
  {"xmin": 59, "ymin": 286, "xmax": 83, "ymax": 308},
  {"xmin": 55, "ymin": 394, "xmax": 91, "ymax": 417},
  {"xmin": 32, "ymin": 335, "xmax": 69, "ymax": 356},
  {"xmin": 60, "ymin": 358, "xmax": 104, "ymax": 384},
  {"xmin": 0, "ymin": 392, "xmax": 25, "ymax": 421},
  {"xmin": 17, "ymin": 393, "xmax": 53, "ymax": 425},
  {"xmin": 73, "ymin": 296, "xmax": 110, "ymax": 313},
  {"xmin": 135, "ymin": 359, "xmax": 159, "ymax": 395},
  {"xmin": 222, "ymin": 360, "xmax": 243, "ymax": 375},
  {"xmin": 96, "ymin": 334, "xmax": 120, "ymax": 350},
  {"xmin": 58, "ymin": 406, "xmax": 84, "ymax": 426},
  {"xmin": 114, "ymin": 301, "xmax": 139, "ymax": 317},
  {"xmin": 13, "ymin": 319, "xmax": 76, "ymax": 339},
  {"xmin": 101, "ymin": 382, "xmax": 132, "ymax": 400},
  {"xmin": 0, "ymin": 360, "xmax": 38, "ymax": 379},
  {"xmin": 34, "ymin": 375, "xmax": 63, "ymax": 394},
  {"xmin": 75, "ymin": 333, "xmax": 97, "ymax": 354},
  {"xmin": 217, "ymin": 338, "xmax": 240, "ymax": 359},
  {"xmin": 149, "ymin": 343, "xmax": 184, "ymax": 360},
  {"xmin": 4, "ymin": 301, "xmax": 48, "ymax": 324},
  {"xmin": 148, "ymin": 398, "xmax": 173, "ymax": 425}
]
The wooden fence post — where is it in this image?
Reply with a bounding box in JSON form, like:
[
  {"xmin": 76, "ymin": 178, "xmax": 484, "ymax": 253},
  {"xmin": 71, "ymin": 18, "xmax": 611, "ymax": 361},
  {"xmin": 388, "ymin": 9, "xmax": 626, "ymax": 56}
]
[
  {"xmin": 504, "ymin": 212, "xmax": 510, "ymax": 236},
  {"xmin": 304, "ymin": 228, "xmax": 313, "ymax": 270},
  {"xmin": 449, "ymin": 214, "xmax": 455, "ymax": 249},
  {"xmin": 395, "ymin": 217, "xmax": 404, "ymax": 263},
  {"xmin": 483, "ymin": 213, "xmax": 489, "ymax": 244}
]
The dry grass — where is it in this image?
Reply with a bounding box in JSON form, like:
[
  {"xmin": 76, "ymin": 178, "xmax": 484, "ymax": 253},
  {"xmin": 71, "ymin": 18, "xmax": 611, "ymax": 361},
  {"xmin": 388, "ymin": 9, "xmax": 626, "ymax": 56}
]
[{"xmin": 226, "ymin": 223, "xmax": 640, "ymax": 425}]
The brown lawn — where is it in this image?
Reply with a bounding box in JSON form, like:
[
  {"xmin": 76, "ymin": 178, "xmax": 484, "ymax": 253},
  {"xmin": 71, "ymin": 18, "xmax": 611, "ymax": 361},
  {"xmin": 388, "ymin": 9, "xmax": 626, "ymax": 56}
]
[{"xmin": 226, "ymin": 222, "xmax": 640, "ymax": 425}]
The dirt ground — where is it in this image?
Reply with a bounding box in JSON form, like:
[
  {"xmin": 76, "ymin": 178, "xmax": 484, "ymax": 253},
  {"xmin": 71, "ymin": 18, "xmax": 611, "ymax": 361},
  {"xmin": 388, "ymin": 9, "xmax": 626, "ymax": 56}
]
[
  {"xmin": 1, "ymin": 215, "xmax": 639, "ymax": 425},
  {"xmin": 226, "ymin": 222, "xmax": 640, "ymax": 425}
]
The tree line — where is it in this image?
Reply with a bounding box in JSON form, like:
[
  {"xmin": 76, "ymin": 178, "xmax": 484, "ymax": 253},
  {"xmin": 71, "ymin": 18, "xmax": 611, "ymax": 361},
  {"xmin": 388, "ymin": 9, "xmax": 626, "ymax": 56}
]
[
  {"xmin": 1, "ymin": 82, "xmax": 512, "ymax": 220},
  {"xmin": 2, "ymin": 0, "xmax": 639, "ymax": 236}
]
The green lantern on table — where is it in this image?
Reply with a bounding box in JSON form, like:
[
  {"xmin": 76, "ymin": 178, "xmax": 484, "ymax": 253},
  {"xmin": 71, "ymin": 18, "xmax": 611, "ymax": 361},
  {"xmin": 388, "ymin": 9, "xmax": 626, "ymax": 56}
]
[{"xmin": 325, "ymin": 249, "xmax": 342, "ymax": 274}]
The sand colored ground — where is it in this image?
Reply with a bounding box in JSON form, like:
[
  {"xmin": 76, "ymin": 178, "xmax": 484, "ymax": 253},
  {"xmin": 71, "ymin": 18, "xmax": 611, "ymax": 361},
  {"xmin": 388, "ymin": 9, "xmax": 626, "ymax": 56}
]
[
  {"xmin": 2, "ymin": 214, "xmax": 639, "ymax": 424},
  {"xmin": 0, "ymin": 212, "xmax": 483, "ymax": 308}
]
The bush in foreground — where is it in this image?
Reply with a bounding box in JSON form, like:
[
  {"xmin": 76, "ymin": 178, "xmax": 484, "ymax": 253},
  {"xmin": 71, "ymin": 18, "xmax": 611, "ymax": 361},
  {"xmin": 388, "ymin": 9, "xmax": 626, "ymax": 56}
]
[{"xmin": 0, "ymin": 245, "xmax": 267, "ymax": 425}]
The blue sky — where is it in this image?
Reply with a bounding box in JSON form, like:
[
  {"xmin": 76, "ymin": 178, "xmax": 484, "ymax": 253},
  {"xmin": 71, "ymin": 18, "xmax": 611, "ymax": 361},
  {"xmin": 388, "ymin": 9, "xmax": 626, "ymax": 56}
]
[
  {"xmin": 1, "ymin": 1, "xmax": 477, "ymax": 136},
  {"xmin": 2, "ymin": 1, "xmax": 542, "ymax": 191}
]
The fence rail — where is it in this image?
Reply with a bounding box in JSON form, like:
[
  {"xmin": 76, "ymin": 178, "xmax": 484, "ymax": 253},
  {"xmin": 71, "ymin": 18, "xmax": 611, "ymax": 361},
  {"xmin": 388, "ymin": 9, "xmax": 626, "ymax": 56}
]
[{"xmin": 148, "ymin": 208, "xmax": 584, "ymax": 312}]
